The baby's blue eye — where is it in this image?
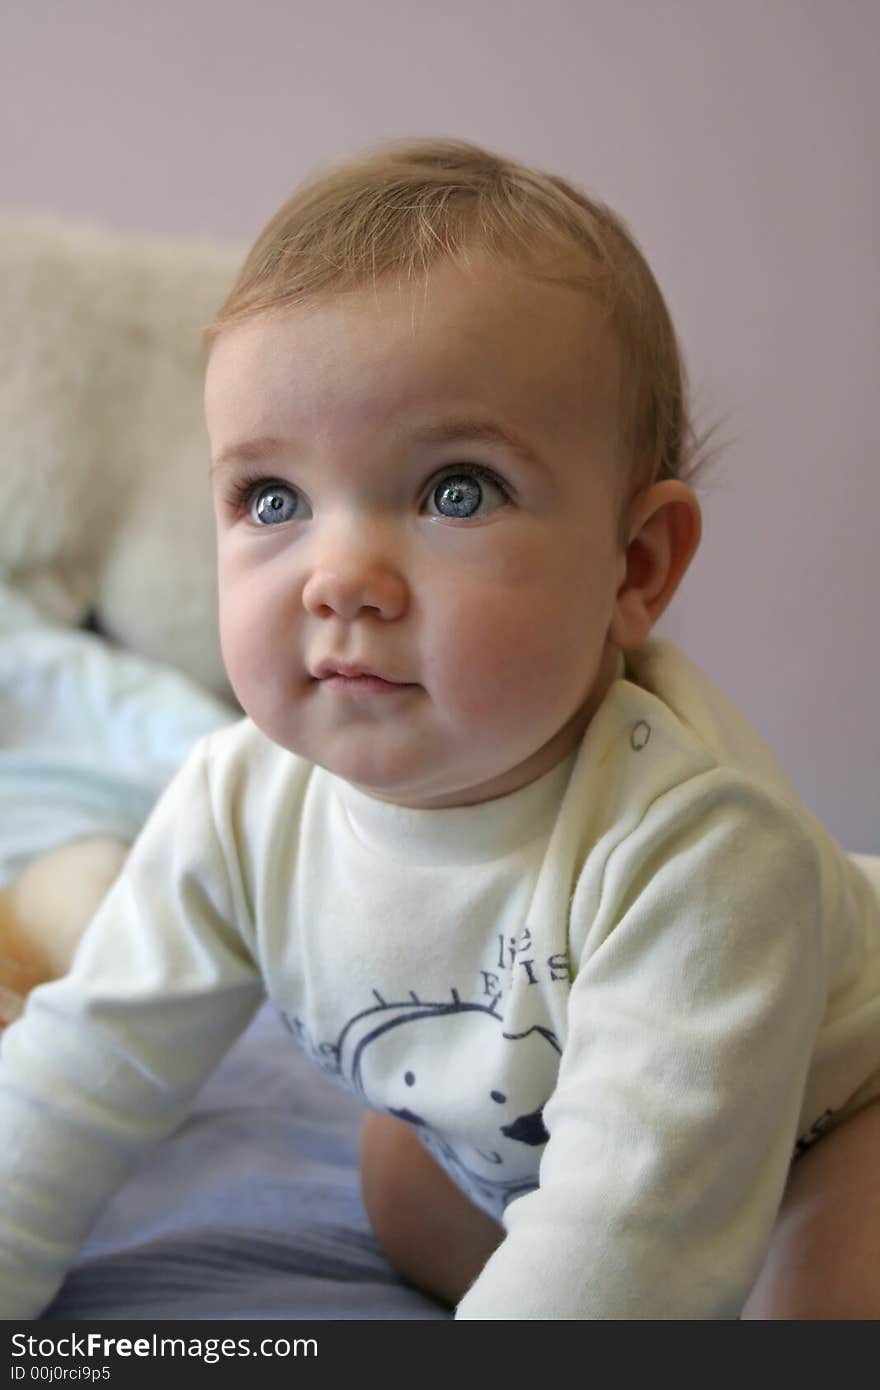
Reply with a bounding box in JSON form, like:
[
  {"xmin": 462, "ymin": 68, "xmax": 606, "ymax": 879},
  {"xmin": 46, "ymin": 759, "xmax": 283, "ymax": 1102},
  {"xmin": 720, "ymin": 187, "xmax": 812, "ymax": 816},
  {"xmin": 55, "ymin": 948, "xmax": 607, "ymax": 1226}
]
[
  {"xmin": 427, "ymin": 469, "xmax": 506, "ymax": 520},
  {"xmin": 252, "ymin": 483, "xmax": 302, "ymax": 525}
]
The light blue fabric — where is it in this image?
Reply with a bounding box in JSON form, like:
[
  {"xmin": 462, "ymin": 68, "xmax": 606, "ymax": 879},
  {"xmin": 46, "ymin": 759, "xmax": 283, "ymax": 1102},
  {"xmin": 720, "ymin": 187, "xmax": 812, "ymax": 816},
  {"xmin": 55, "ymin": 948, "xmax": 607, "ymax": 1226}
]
[{"xmin": 0, "ymin": 583, "xmax": 236, "ymax": 884}]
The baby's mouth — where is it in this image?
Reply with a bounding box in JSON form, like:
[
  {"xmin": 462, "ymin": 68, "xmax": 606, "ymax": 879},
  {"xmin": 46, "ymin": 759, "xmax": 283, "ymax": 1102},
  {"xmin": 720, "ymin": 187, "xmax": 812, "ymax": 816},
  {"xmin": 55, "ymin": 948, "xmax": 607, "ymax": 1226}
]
[
  {"xmin": 313, "ymin": 659, "xmax": 412, "ymax": 683},
  {"xmin": 311, "ymin": 659, "xmax": 419, "ymax": 696}
]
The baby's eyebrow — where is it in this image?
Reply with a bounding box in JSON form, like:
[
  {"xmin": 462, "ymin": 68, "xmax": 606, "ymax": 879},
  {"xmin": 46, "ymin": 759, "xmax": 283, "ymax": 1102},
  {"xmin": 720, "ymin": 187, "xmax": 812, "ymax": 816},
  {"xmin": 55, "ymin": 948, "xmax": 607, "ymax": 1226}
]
[
  {"xmin": 210, "ymin": 421, "xmax": 545, "ymax": 475},
  {"xmin": 410, "ymin": 419, "xmax": 545, "ymax": 471},
  {"xmin": 210, "ymin": 436, "xmax": 286, "ymax": 474}
]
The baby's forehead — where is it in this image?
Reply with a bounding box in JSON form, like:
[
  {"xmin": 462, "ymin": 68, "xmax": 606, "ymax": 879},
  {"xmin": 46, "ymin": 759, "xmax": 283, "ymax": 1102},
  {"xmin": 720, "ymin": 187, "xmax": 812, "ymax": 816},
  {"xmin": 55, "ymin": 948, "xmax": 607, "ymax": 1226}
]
[
  {"xmin": 302, "ymin": 258, "xmax": 619, "ymax": 394},
  {"xmin": 208, "ymin": 256, "xmax": 625, "ymax": 477}
]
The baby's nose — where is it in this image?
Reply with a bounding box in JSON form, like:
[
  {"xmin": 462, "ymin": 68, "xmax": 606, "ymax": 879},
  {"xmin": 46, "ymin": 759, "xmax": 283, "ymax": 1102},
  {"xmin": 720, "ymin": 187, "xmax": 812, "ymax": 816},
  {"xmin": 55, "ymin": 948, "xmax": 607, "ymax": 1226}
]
[{"xmin": 301, "ymin": 548, "xmax": 408, "ymax": 622}]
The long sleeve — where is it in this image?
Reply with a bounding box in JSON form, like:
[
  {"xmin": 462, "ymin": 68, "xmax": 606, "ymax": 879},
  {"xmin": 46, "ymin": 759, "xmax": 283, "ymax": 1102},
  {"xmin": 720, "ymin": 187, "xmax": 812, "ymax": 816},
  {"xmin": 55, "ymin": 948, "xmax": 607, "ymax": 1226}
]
[
  {"xmin": 0, "ymin": 738, "xmax": 264, "ymax": 1318},
  {"xmin": 457, "ymin": 772, "xmax": 828, "ymax": 1319}
]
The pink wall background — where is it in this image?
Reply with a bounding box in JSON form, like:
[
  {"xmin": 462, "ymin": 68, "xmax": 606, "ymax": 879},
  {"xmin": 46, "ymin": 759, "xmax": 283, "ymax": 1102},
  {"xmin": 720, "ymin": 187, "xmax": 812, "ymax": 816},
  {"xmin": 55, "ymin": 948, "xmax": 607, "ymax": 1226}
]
[{"xmin": 2, "ymin": 0, "xmax": 877, "ymax": 849}]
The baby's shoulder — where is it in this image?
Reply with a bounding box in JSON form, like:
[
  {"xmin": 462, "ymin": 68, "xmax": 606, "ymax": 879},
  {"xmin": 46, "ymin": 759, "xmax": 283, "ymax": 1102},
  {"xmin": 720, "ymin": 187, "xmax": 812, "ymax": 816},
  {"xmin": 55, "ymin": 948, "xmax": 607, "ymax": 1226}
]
[
  {"xmin": 618, "ymin": 640, "xmax": 802, "ymax": 801},
  {"xmin": 568, "ymin": 642, "xmax": 831, "ymax": 883}
]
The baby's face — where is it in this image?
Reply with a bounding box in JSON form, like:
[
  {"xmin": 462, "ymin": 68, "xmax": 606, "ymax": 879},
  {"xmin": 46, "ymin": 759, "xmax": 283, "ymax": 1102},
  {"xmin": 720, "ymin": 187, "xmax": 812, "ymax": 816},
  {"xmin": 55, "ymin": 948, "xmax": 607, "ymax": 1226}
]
[{"xmin": 205, "ymin": 255, "xmax": 629, "ymax": 808}]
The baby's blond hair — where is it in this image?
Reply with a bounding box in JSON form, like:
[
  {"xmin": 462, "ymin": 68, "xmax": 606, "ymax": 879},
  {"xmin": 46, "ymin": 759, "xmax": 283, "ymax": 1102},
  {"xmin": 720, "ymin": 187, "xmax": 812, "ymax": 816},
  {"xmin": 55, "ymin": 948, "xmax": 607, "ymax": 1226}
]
[{"xmin": 207, "ymin": 137, "xmax": 706, "ymax": 493}]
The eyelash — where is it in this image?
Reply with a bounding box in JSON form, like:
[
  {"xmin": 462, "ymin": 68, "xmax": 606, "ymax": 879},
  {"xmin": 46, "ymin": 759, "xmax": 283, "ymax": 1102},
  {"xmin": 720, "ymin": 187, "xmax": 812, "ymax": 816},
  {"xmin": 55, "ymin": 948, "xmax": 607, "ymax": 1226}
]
[
  {"xmin": 223, "ymin": 470, "xmax": 280, "ymax": 516},
  {"xmin": 223, "ymin": 464, "xmax": 512, "ymax": 519}
]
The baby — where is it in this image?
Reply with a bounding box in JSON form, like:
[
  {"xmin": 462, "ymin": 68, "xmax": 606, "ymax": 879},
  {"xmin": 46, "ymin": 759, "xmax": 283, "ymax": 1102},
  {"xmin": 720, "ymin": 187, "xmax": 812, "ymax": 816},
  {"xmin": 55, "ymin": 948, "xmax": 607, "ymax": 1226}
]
[{"xmin": 2, "ymin": 138, "xmax": 879, "ymax": 1320}]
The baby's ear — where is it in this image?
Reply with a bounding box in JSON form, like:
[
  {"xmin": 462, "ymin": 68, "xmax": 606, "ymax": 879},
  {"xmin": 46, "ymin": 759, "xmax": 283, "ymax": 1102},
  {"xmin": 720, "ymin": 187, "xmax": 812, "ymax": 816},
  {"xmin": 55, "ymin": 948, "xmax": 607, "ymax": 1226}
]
[{"xmin": 609, "ymin": 481, "xmax": 702, "ymax": 649}]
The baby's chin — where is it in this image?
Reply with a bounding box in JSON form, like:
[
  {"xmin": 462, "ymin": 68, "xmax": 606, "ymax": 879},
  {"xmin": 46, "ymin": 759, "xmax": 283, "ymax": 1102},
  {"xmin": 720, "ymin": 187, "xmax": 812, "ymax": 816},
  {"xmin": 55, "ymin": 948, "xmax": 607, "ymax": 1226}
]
[
  {"xmin": 245, "ymin": 705, "xmax": 560, "ymax": 809},
  {"xmin": 310, "ymin": 752, "xmax": 503, "ymax": 810},
  {"xmin": 339, "ymin": 758, "xmax": 558, "ymax": 811}
]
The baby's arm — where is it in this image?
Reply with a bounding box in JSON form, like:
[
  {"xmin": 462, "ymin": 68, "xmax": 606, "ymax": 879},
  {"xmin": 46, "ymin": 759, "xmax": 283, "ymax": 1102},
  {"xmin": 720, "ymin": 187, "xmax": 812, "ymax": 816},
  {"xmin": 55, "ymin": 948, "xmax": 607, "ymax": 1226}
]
[
  {"xmin": 457, "ymin": 774, "xmax": 827, "ymax": 1319},
  {"xmin": 0, "ymin": 739, "xmax": 263, "ymax": 1318}
]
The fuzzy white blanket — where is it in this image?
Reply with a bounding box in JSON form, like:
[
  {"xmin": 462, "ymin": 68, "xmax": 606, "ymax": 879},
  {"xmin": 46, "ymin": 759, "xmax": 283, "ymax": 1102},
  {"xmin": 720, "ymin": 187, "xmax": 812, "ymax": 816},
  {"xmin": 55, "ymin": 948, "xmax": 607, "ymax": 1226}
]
[{"xmin": 0, "ymin": 214, "xmax": 240, "ymax": 699}]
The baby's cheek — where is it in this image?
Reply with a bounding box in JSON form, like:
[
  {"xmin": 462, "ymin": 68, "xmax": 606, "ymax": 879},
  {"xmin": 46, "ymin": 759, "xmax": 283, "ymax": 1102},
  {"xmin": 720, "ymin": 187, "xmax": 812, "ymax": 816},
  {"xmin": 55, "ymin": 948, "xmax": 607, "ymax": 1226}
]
[
  {"xmin": 219, "ymin": 593, "xmax": 284, "ymax": 714},
  {"xmin": 218, "ymin": 598, "xmax": 255, "ymax": 685},
  {"xmin": 426, "ymin": 599, "xmax": 558, "ymax": 720}
]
